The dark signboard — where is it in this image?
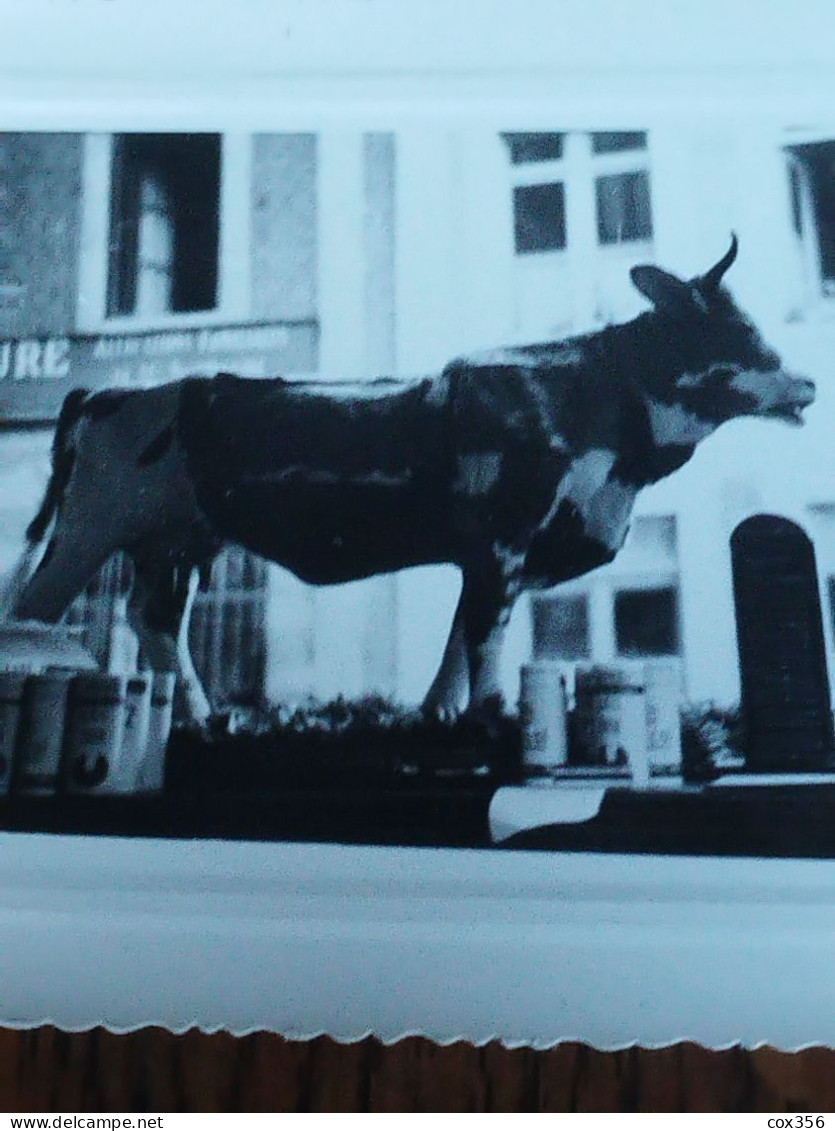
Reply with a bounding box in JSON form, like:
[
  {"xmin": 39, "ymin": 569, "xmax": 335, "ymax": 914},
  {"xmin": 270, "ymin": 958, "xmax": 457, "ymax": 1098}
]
[
  {"xmin": 0, "ymin": 321, "xmax": 318, "ymax": 423},
  {"xmin": 731, "ymin": 514, "xmax": 835, "ymax": 771}
]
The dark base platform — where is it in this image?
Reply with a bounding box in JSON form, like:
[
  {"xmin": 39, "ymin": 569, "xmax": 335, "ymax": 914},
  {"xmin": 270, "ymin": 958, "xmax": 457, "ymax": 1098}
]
[
  {"xmin": 0, "ymin": 784, "xmax": 496, "ymax": 848},
  {"xmin": 502, "ymin": 781, "xmax": 835, "ymax": 856},
  {"xmin": 2, "ymin": 776, "xmax": 835, "ymax": 857}
]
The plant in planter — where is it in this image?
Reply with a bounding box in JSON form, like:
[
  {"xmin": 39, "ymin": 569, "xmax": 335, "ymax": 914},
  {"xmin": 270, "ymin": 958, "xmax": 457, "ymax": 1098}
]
[
  {"xmin": 165, "ymin": 694, "xmax": 524, "ymax": 794},
  {"xmin": 681, "ymin": 703, "xmax": 746, "ymax": 782}
]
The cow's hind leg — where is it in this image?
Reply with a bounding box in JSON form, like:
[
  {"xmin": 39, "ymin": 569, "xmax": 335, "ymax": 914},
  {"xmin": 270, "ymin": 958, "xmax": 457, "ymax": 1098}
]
[
  {"xmin": 12, "ymin": 527, "xmax": 117, "ymax": 625},
  {"xmin": 128, "ymin": 558, "xmax": 213, "ymax": 728}
]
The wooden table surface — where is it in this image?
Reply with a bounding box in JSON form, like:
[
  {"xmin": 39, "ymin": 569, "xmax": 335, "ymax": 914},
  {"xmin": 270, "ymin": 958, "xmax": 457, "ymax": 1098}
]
[{"xmin": 1, "ymin": 1029, "xmax": 834, "ymax": 1112}]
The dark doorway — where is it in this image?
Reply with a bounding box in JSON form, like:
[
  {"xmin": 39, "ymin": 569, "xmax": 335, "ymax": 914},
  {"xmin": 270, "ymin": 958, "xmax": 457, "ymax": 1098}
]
[{"xmin": 731, "ymin": 514, "xmax": 834, "ymax": 771}]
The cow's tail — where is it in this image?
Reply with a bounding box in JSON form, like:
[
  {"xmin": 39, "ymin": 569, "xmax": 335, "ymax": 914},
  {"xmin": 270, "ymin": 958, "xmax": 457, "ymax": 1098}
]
[{"xmin": 0, "ymin": 387, "xmax": 91, "ymax": 617}]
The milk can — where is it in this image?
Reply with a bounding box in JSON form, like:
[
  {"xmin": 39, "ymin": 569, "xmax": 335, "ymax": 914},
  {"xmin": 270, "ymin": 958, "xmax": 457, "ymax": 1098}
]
[
  {"xmin": 138, "ymin": 671, "xmax": 176, "ymax": 792},
  {"xmin": 574, "ymin": 664, "xmax": 649, "ymax": 786},
  {"xmin": 0, "ymin": 671, "xmax": 27, "ymax": 795},
  {"xmin": 519, "ymin": 661, "xmax": 569, "ymax": 772},
  {"xmin": 15, "ymin": 671, "xmax": 74, "ymax": 795},
  {"xmin": 62, "ymin": 673, "xmax": 128, "ymax": 795},
  {"xmin": 113, "ymin": 673, "xmax": 153, "ymax": 793},
  {"xmin": 643, "ymin": 659, "xmax": 683, "ymax": 775}
]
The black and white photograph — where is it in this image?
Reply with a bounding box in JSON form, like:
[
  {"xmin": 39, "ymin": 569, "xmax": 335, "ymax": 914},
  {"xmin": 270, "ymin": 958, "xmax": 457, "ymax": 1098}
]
[
  {"xmin": 4, "ymin": 0, "xmax": 835, "ymax": 1059},
  {"xmin": 1, "ymin": 117, "xmax": 835, "ymax": 858}
]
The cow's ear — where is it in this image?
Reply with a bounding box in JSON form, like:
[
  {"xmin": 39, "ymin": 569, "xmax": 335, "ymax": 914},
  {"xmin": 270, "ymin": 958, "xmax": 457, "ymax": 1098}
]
[{"xmin": 630, "ymin": 265, "xmax": 708, "ymax": 314}]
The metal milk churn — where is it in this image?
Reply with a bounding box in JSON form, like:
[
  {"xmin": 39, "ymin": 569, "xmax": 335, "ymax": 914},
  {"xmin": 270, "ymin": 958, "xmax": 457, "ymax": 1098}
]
[
  {"xmin": 138, "ymin": 671, "xmax": 176, "ymax": 792},
  {"xmin": 15, "ymin": 671, "xmax": 74, "ymax": 795},
  {"xmin": 643, "ymin": 658, "xmax": 683, "ymax": 775},
  {"xmin": 519, "ymin": 660, "xmax": 569, "ymax": 773},
  {"xmin": 62, "ymin": 673, "xmax": 128, "ymax": 795},
  {"xmin": 573, "ymin": 664, "xmax": 649, "ymax": 786},
  {"xmin": 0, "ymin": 671, "xmax": 26, "ymax": 795}
]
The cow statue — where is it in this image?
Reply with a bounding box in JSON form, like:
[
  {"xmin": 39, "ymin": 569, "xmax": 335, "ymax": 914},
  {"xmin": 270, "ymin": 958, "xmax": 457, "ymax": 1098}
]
[{"xmin": 1, "ymin": 236, "xmax": 816, "ymax": 725}]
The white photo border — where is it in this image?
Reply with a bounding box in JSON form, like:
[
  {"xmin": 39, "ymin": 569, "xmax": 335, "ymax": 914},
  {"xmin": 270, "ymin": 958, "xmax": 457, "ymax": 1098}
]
[
  {"xmin": 6, "ymin": 834, "xmax": 835, "ymax": 1048},
  {"xmin": 2, "ymin": 0, "xmax": 835, "ymax": 1047}
]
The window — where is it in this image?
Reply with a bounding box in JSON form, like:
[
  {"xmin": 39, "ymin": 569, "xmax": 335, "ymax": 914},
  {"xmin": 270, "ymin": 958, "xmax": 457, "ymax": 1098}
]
[
  {"xmin": 107, "ymin": 134, "xmax": 222, "ymax": 318},
  {"xmin": 787, "ymin": 141, "xmax": 835, "ymax": 297},
  {"xmin": 529, "ymin": 515, "xmax": 681, "ymax": 669},
  {"xmin": 591, "ymin": 132, "xmax": 648, "ymax": 155},
  {"xmin": 595, "ymin": 171, "xmax": 653, "ymax": 245},
  {"xmin": 504, "ymin": 130, "xmax": 654, "ymax": 335},
  {"xmin": 513, "ymin": 182, "xmax": 566, "ymax": 254},
  {"xmin": 78, "ymin": 132, "xmax": 255, "ymax": 332},
  {"xmin": 614, "ymin": 586, "xmax": 680, "ymax": 657},
  {"xmin": 502, "ymin": 132, "xmax": 565, "ymax": 165},
  {"xmin": 532, "ymin": 593, "xmax": 590, "ymax": 660},
  {"xmin": 63, "ymin": 553, "xmax": 134, "ymax": 666},
  {"xmin": 63, "ymin": 546, "xmax": 268, "ymax": 707},
  {"xmin": 613, "ymin": 517, "xmax": 681, "ymax": 658},
  {"xmin": 189, "ymin": 546, "xmax": 268, "ymax": 707},
  {"xmin": 505, "ymin": 131, "xmax": 652, "ymax": 257}
]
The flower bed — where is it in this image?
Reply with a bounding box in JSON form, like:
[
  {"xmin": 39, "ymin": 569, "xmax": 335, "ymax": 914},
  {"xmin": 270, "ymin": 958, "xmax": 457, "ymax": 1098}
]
[{"xmin": 165, "ymin": 695, "xmax": 525, "ymax": 793}]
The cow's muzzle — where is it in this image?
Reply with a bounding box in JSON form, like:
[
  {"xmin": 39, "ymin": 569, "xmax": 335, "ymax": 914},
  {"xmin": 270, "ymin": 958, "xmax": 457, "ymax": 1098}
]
[{"xmin": 766, "ymin": 374, "xmax": 816, "ymax": 426}]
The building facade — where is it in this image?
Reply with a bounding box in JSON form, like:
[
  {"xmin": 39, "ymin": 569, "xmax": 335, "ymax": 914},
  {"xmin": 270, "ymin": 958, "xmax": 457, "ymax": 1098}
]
[{"xmin": 1, "ymin": 125, "xmax": 834, "ymax": 711}]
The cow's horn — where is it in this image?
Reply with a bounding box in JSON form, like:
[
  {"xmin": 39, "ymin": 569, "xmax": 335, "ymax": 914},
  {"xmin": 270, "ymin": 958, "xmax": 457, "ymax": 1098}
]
[{"xmin": 700, "ymin": 233, "xmax": 738, "ymax": 290}]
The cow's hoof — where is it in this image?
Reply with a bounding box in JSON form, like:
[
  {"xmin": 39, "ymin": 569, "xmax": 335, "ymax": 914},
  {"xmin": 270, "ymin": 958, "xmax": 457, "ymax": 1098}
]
[
  {"xmin": 176, "ymin": 712, "xmax": 232, "ymax": 744},
  {"xmin": 420, "ymin": 698, "xmax": 462, "ymax": 724},
  {"xmin": 462, "ymin": 694, "xmax": 507, "ymax": 734},
  {"xmin": 205, "ymin": 712, "xmax": 237, "ymax": 742}
]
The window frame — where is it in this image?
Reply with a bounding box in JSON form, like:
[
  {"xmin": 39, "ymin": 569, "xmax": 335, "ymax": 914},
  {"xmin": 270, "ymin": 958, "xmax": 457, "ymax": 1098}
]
[
  {"xmin": 106, "ymin": 133, "xmax": 223, "ymax": 319},
  {"xmin": 786, "ymin": 139, "xmax": 835, "ymax": 306},
  {"xmin": 506, "ymin": 130, "xmax": 654, "ymax": 333},
  {"xmin": 528, "ymin": 513, "xmax": 682, "ymax": 667},
  {"xmin": 76, "ymin": 132, "xmax": 253, "ymax": 334},
  {"xmin": 507, "ymin": 132, "xmax": 654, "ymax": 252}
]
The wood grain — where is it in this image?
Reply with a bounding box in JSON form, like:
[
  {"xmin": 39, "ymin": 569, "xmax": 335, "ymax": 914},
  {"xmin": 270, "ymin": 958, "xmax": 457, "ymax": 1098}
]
[{"xmin": 0, "ymin": 1030, "xmax": 833, "ymax": 1112}]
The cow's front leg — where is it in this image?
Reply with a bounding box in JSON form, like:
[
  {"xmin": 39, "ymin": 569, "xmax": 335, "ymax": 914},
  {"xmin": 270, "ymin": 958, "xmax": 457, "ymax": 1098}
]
[
  {"xmin": 459, "ymin": 560, "xmax": 518, "ymax": 715},
  {"xmin": 422, "ymin": 598, "xmax": 469, "ymax": 719},
  {"xmin": 129, "ymin": 561, "xmax": 213, "ymax": 729}
]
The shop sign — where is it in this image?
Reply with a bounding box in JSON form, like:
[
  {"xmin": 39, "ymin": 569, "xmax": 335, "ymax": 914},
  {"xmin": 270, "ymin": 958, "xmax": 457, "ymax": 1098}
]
[{"xmin": 0, "ymin": 321, "xmax": 318, "ymax": 422}]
